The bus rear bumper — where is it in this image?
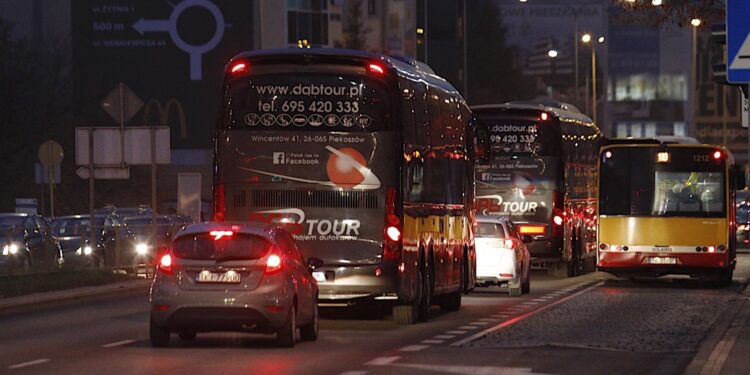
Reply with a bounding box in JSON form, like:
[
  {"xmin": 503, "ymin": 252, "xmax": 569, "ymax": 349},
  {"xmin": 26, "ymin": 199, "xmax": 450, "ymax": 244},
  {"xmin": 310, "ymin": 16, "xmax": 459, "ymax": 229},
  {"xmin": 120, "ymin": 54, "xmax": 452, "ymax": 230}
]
[
  {"xmin": 315, "ymin": 264, "xmax": 399, "ymax": 306},
  {"xmin": 598, "ymin": 252, "xmax": 733, "ymax": 276}
]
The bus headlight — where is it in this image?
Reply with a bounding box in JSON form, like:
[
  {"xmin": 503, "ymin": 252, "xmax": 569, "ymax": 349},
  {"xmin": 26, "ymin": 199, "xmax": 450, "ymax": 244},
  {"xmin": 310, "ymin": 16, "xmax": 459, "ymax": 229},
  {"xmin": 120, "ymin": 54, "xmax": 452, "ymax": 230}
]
[{"xmin": 135, "ymin": 243, "xmax": 150, "ymax": 255}]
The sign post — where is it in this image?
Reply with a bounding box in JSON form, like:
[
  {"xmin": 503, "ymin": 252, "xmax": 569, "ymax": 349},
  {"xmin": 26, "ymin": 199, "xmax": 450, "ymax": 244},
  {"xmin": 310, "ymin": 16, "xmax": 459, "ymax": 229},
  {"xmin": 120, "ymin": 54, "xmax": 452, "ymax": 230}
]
[{"xmin": 38, "ymin": 140, "xmax": 63, "ymax": 218}]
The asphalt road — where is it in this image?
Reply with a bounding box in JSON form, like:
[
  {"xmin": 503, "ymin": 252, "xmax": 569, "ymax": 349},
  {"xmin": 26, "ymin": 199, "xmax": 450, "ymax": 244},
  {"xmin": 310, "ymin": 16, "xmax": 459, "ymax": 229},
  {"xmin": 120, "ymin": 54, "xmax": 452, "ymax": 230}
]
[{"xmin": 1, "ymin": 255, "xmax": 748, "ymax": 375}]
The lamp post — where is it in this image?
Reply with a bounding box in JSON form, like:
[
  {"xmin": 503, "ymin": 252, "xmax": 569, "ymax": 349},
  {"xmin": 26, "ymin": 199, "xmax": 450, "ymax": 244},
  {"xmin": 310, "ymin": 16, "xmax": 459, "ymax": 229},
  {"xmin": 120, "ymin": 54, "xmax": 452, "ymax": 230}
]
[
  {"xmin": 582, "ymin": 34, "xmax": 605, "ymax": 124},
  {"xmin": 691, "ymin": 18, "xmax": 701, "ymax": 138}
]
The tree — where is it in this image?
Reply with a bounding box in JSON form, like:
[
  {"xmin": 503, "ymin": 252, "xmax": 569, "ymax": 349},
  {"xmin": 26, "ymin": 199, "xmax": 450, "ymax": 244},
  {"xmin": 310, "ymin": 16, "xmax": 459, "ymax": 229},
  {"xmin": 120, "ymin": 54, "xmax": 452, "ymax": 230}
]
[
  {"xmin": 342, "ymin": 0, "xmax": 370, "ymax": 50},
  {"xmin": 467, "ymin": 0, "xmax": 535, "ymax": 104},
  {"xmin": 614, "ymin": 0, "xmax": 725, "ymax": 28}
]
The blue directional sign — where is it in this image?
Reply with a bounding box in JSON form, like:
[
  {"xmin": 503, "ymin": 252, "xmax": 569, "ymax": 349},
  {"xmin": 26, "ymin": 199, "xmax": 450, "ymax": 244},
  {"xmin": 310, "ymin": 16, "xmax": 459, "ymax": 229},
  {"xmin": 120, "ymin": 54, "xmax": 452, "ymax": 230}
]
[{"xmin": 728, "ymin": 0, "xmax": 750, "ymax": 83}]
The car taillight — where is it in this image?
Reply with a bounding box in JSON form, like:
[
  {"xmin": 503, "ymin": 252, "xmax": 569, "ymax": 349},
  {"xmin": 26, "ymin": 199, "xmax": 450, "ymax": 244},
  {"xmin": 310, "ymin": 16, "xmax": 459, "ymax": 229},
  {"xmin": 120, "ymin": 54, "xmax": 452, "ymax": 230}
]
[
  {"xmin": 502, "ymin": 239, "xmax": 514, "ymax": 249},
  {"xmin": 158, "ymin": 253, "xmax": 173, "ymax": 274},
  {"xmin": 367, "ymin": 62, "xmax": 386, "ymax": 76},
  {"xmin": 265, "ymin": 252, "xmax": 283, "ymax": 274},
  {"xmin": 383, "ymin": 187, "xmax": 402, "ymax": 261},
  {"xmin": 213, "ymin": 183, "xmax": 225, "ymax": 221},
  {"xmin": 228, "ymin": 60, "xmax": 249, "ymax": 75}
]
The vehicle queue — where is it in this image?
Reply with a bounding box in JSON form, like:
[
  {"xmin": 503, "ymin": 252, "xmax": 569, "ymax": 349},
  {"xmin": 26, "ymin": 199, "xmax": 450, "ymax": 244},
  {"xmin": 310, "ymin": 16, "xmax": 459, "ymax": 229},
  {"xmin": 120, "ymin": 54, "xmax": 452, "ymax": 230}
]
[{"xmin": 1, "ymin": 49, "xmax": 743, "ymax": 349}]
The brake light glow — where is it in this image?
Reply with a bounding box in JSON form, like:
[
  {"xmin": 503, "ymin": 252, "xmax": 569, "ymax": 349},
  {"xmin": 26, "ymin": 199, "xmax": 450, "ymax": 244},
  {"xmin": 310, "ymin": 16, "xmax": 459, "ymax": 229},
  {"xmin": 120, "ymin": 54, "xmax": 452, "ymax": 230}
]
[
  {"xmin": 553, "ymin": 215, "xmax": 563, "ymax": 226},
  {"xmin": 502, "ymin": 239, "xmax": 515, "ymax": 249},
  {"xmin": 209, "ymin": 230, "xmax": 233, "ymax": 240},
  {"xmin": 213, "ymin": 184, "xmax": 225, "ymax": 222},
  {"xmin": 158, "ymin": 253, "xmax": 173, "ymax": 274},
  {"xmin": 708, "ymin": 246, "xmax": 716, "ymax": 253},
  {"xmin": 518, "ymin": 225, "xmax": 546, "ymax": 235},
  {"xmin": 266, "ymin": 253, "xmax": 283, "ymax": 274},
  {"xmin": 540, "ymin": 112, "xmax": 549, "ymax": 121},
  {"xmin": 367, "ymin": 62, "xmax": 386, "ymax": 75},
  {"xmin": 713, "ymin": 150, "xmax": 722, "ymax": 160},
  {"xmin": 229, "ymin": 61, "xmax": 249, "ymax": 74},
  {"xmin": 386, "ymin": 226, "xmax": 401, "ymax": 242}
]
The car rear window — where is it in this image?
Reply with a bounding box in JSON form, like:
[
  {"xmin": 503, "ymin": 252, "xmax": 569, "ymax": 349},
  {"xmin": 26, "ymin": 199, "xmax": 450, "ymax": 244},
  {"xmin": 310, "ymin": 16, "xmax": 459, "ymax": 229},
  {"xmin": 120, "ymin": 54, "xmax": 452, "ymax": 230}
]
[
  {"xmin": 476, "ymin": 222, "xmax": 507, "ymax": 238},
  {"xmin": 172, "ymin": 233, "xmax": 271, "ymax": 261}
]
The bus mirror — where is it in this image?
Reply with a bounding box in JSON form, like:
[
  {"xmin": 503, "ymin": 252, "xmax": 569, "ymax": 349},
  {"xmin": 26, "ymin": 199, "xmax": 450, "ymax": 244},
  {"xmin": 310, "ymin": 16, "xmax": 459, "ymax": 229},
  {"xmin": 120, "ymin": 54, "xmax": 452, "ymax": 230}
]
[{"xmin": 733, "ymin": 165, "xmax": 747, "ymax": 190}]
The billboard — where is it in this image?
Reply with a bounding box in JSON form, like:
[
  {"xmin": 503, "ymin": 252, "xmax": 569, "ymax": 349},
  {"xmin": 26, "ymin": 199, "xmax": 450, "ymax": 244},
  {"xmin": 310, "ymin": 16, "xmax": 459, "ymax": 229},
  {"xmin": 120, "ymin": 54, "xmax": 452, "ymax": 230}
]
[{"xmin": 71, "ymin": 0, "xmax": 254, "ymax": 149}]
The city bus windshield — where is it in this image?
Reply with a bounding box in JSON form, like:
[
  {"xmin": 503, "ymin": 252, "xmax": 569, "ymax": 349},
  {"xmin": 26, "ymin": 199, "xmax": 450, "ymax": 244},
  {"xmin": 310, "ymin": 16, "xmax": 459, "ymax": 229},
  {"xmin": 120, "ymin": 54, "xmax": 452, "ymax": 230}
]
[
  {"xmin": 599, "ymin": 147, "xmax": 726, "ymax": 217},
  {"xmin": 225, "ymin": 73, "xmax": 393, "ymax": 132}
]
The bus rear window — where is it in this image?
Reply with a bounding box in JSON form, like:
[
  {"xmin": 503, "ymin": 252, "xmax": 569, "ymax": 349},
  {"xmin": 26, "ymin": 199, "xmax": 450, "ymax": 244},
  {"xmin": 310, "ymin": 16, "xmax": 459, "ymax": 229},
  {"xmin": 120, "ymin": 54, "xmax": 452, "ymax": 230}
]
[
  {"xmin": 226, "ymin": 73, "xmax": 393, "ymax": 132},
  {"xmin": 480, "ymin": 116, "xmax": 561, "ymax": 156},
  {"xmin": 173, "ymin": 233, "xmax": 271, "ymax": 261}
]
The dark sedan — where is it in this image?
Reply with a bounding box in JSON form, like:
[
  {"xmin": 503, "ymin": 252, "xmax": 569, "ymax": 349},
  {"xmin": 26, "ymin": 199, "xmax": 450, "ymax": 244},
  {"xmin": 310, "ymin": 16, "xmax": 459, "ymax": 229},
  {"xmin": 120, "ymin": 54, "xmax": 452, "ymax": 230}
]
[{"xmin": 0, "ymin": 213, "xmax": 62, "ymax": 272}]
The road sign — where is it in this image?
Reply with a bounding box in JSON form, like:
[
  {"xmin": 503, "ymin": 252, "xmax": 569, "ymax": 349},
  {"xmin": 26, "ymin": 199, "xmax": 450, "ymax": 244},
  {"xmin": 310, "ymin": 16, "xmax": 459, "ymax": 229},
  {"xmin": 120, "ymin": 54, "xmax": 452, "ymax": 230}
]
[
  {"xmin": 15, "ymin": 198, "xmax": 38, "ymax": 214},
  {"xmin": 101, "ymin": 83, "xmax": 144, "ymax": 126},
  {"xmin": 35, "ymin": 163, "xmax": 61, "ymax": 184},
  {"xmin": 75, "ymin": 166, "xmax": 130, "ymax": 179},
  {"xmin": 38, "ymin": 140, "xmax": 63, "ymax": 167},
  {"xmin": 727, "ymin": 0, "xmax": 750, "ymax": 83}
]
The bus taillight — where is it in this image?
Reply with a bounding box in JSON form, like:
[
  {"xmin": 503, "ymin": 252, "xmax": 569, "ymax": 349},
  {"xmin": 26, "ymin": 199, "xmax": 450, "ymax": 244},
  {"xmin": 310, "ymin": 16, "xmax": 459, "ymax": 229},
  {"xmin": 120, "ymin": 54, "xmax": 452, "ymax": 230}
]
[
  {"xmin": 518, "ymin": 224, "xmax": 545, "ymax": 235},
  {"xmin": 229, "ymin": 61, "xmax": 249, "ymax": 74},
  {"xmin": 553, "ymin": 215, "xmax": 563, "ymax": 226},
  {"xmin": 713, "ymin": 150, "xmax": 723, "ymax": 160},
  {"xmin": 367, "ymin": 62, "xmax": 386, "ymax": 76},
  {"xmin": 540, "ymin": 112, "xmax": 549, "ymax": 121},
  {"xmin": 383, "ymin": 187, "xmax": 402, "ymax": 261},
  {"xmin": 213, "ymin": 184, "xmax": 226, "ymax": 222}
]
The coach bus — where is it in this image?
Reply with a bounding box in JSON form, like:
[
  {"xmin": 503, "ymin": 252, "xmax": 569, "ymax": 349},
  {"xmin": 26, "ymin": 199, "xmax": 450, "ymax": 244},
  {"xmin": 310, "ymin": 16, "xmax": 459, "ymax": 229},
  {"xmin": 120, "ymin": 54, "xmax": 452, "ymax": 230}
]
[
  {"xmin": 597, "ymin": 141, "xmax": 745, "ymax": 285},
  {"xmin": 212, "ymin": 49, "xmax": 476, "ymax": 323},
  {"xmin": 471, "ymin": 102, "xmax": 601, "ymax": 277}
]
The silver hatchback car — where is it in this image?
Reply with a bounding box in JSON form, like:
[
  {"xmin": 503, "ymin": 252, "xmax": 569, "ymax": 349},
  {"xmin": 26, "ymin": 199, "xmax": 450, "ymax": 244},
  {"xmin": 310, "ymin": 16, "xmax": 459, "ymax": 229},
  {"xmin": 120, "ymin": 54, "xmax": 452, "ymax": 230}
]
[{"xmin": 149, "ymin": 222, "xmax": 322, "ymax": 347}]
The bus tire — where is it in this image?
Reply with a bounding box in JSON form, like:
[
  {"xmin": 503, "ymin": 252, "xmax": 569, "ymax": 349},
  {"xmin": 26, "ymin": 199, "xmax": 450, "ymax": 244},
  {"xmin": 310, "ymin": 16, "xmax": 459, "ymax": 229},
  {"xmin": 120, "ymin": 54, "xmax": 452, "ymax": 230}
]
[
  {"xmin": 393, "ymin": 304, "xmax": 417, "ymax": 324},
  {"xmin": 417, "ymin": 255, "xmax": 433, "ymax": 322},
  {"xmin": 715, "ymin": 268, "xmax": 733, "ymax": 288}
]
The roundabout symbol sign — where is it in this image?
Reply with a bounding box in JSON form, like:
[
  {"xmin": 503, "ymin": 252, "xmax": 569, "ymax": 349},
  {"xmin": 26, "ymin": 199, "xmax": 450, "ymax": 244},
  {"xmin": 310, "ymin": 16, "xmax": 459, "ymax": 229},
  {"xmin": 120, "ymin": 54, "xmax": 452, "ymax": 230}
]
[{"xmin": 132, "ymin": 0, "xmax": 225, "ymax": 80}]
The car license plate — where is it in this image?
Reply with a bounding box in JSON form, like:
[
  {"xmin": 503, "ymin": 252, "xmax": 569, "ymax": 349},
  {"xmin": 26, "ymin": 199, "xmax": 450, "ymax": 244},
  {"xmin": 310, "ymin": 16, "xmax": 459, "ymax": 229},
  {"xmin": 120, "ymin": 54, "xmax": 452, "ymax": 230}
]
[
  {"xmin": 312, "ymin": 271, "xmax": 327, "ymax": 283},
  {"xmin": 196, "ymin": 271, "xmax": 241, "ymax": 283},
  {"xmin": 652, "ymin": 246, "xmax": 672, "ymax": 252},
  {"xmin": 646, "ymin": 257, "xmax": 677, "ymax": 265}
]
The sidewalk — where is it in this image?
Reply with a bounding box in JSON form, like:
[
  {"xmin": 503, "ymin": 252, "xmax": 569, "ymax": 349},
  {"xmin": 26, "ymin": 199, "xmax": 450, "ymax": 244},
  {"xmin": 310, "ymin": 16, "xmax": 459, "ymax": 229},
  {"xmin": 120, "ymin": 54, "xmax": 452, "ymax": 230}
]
[
  {"xmin": 0, "ymin": 278, "xmax": 152, "ymax": 316},
  {"xmin": 685, "ymin": 281, "xmax": 750, "ymax": 375}
]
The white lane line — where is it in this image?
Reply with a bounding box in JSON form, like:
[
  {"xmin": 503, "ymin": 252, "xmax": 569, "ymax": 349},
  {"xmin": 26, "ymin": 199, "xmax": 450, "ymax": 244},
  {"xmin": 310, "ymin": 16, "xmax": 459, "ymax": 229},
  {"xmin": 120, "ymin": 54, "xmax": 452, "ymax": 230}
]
[
  {"xmin": 699, "ymin": 295, "xmax": 750, "ymax": 375},
  {"xmin": 469, "ymin": 321, "xmax": 490, "ymax": 326},
  {"xmin": 9, "ymin": 359, "xmax": 50, "ymax": 370},
  {"xmin": 458, "ymin": 325, "xmax": 478, "ymax": 330},
  {"xmin": 101, "ymin": 339, "xmax": 136, "ymax": 348},
  {"xmin": 521, "ymin": 302, "xmax": 537, "ymax": 305},
  {"xmin": 400, "ymin": 345, "xmax": 430, "ymax": 352},
  {"xmin": 479, "ymin": 318, "xmax": 496, "ymax": 322},
  {"xmin": 532, "ymin": 298, "xmax": 547, "ymax": 302},
  {"xmin": 340, "ymin": 371, "xmax": 368, "ymax": 375},
  {"xmin": 452, "ymin": 282, "xmax": 603, "ymax": 347},
  {"xmin": 446, "ymin": 330, "xmax": 467, "ymax": 334},
  {"xmin": 421, "ymin": 339, "xmax": 444, "ymax": 344},
  {"xmin": 366, "ymin": 356, "xmax": 401, "ymax": 366},
  {"xmin": 434, "ymin": 335, "xmax": 456, "ymax": 339}
]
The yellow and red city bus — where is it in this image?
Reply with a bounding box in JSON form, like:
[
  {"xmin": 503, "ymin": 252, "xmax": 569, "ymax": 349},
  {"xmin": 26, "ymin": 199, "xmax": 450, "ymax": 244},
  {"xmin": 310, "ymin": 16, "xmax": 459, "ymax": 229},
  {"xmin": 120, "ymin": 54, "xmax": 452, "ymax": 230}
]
[
  {"xmin": 597, "ymin": 141, "xmax": 745, "ymax": 285},
  {"xmin": 212, "ymin": 49, "xmax": 476, "ymax": 323}
]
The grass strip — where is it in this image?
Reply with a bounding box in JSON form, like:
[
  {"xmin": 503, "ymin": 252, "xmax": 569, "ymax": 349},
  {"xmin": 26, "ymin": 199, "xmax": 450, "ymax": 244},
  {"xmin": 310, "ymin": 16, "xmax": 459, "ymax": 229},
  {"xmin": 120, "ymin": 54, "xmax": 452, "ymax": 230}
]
[{"xmin": 0, "ymin": 269, "xmax": 137, "ymax": 299}]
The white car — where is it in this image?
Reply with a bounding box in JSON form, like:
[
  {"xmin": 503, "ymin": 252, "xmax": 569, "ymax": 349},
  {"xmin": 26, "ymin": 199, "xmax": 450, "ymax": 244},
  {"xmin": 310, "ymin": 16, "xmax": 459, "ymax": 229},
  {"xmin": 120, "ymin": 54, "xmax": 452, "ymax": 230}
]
[{"xmin": 475, "ymin": 215, "xmax": 531, "ymax": 296}]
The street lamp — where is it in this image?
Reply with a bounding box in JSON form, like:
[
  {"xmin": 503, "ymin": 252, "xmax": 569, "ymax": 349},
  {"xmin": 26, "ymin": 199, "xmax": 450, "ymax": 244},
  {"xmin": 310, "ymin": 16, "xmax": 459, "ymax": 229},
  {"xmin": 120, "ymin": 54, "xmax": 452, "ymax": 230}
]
[
  {"xmin": 652, "ymin": 0, "xmax": 663, "ymax": 6},
  {"xmin": 581, "ymin": 33, "xmax": 592, "ymax": 43},
  {"xmin": 691, "ymin": 18, "xmax": 701, "ymax": 137},
  {"xmin": 547, "ymin": 49, "xmax": 559, "ymax": 58}
]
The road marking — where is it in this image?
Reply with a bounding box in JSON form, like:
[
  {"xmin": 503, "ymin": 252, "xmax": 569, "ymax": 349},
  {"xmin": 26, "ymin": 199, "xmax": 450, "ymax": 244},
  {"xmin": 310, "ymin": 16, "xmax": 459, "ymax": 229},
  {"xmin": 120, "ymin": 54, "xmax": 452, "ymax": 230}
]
[
  {"xmin": 434, "ymin": 334, "xmax": 456, "ymax": 339},
  {"xmin": 391, "ymin": 363, "xmax": 550, "ymax": 374},
  {"xmin": 521, "ymin": 302, "xmax": 537, "ymax": 305},
  {"xmin": 479, "ymin": 318, "xmax": 496, "ymax": 322},
  {"xmin": 400, "ymin": 345, "xmax": 430, "ymax": 352},
  {"xmin": 452, "ymin": 282, "xmax": 602, "ymax": 347},
  {"xmin": 340, "ymin": 372, "xmax": 368, "ymax": 375},
  {"xmin": 446, "ymin": 330, "xmax": 467, "ymax": 334},
  {"xmin": 101, "ymin": 339, "xmax": 136, "ymax": 348},
  {"xmin": 469, "ymin": 321, "xmax": 490, "ymax": 326},
  {"xmin": 9, "ymin": 359, "xmax": 50, "ymax": 370},
  {"xmin": 366, "ymin": 356, "xmax": 400, "ymax": 366},
  {"xmin": 421, "ymin": 339, "xmax": 444, "ymax": 344},
  {"xmin": 458, "ymin": 325, "xmax": 478, "ymax": 330},
  {"xmin": 532, "ymin": 298, "xmax": 546, "ymax": 302}
]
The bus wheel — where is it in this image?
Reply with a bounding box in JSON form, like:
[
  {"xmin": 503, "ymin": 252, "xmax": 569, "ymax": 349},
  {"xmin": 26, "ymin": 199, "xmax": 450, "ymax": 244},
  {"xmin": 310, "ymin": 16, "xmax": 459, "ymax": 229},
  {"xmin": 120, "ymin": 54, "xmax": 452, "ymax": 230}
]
[
  {"xmin": 438, "ymin": 263, "xmax": 462, "ymax": 312},
  {"xmin": 715, "ymin": 269, "xmax": 733, "ymax": 288},
  {"xmin": 393, "ymin": 304, "xmax": 417, "ymax": 324},
  {"xmin": 417, "ymin": 260, "xmax": 433, "ymax": 322}
]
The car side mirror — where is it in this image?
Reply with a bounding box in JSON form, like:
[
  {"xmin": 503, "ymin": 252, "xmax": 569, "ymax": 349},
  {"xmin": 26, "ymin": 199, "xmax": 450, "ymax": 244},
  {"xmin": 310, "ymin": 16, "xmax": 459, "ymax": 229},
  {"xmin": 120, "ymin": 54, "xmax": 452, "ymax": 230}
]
[
  {"xmin": 522, "ymin": 235, "xmax": 533, "ymax": 244},
  {"xmin": 307, "ymin": 257, "xmax": 324, "ymax": 270}
]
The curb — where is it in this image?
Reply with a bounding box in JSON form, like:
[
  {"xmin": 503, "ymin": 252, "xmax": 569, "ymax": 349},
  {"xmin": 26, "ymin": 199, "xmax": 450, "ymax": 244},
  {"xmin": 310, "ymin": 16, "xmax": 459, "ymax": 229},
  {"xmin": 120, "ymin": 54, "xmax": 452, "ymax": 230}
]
[{"xmin": 0, "ymin": 278, "xmax": 152, "ymax": 316}]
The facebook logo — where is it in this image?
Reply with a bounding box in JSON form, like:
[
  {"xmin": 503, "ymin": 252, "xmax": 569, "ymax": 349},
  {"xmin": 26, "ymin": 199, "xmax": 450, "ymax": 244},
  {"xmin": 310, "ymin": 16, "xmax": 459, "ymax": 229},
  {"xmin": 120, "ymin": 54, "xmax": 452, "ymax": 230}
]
[{"xmin": 273, "ymin": 152, "xmax": 286, "ymax": 165}]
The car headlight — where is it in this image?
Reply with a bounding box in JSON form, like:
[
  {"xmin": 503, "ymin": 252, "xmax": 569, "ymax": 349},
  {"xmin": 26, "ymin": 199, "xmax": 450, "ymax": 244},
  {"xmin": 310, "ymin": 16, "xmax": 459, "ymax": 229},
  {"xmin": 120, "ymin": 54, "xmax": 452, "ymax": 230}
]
[
  {"xmin": 77, "ymin": 246, "xmax": 93, "ymax": 256},
  {"xmin": 135, "ymin": 243, "xmax": 150, "ymax": 255},
  {"xmin": 3, "ymin": 243, "xmax": 19, "ymax": 255}
]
